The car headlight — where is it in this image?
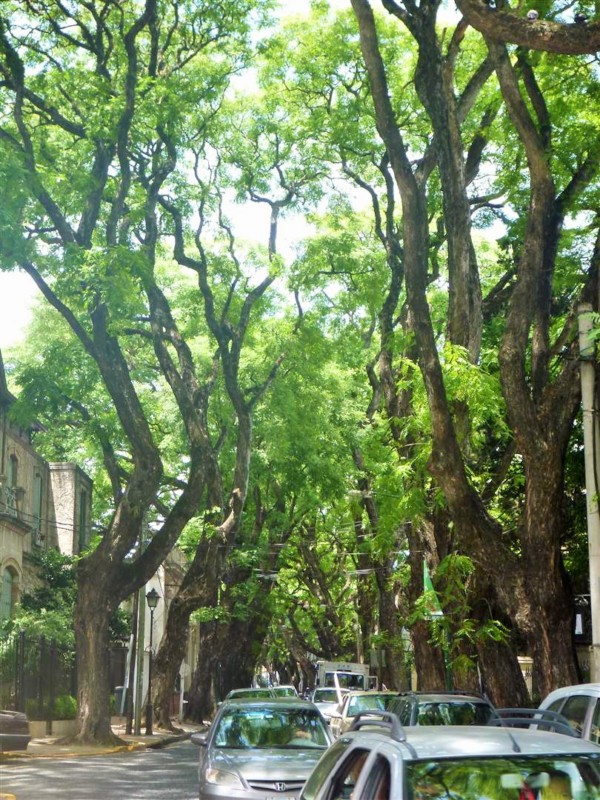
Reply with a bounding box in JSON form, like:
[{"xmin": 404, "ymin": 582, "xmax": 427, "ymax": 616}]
[{"xmin": 205, "ymin": 768, "xmax": 244, "ymax": 788}]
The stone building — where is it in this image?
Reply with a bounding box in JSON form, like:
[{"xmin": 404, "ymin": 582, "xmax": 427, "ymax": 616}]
[{"xmin": 0, "ymin": 350, "xmax": 92, "ymax": 620}]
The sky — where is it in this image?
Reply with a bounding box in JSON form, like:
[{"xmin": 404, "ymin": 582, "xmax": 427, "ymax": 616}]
[{"xmin": 0, "ymin": 271, "xmax": 36, "ymax": 351}]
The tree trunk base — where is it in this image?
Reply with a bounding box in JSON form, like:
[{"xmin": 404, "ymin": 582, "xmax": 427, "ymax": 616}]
[{"xmin": 64, "ymin": 730, "xmax": 126, "ymax": 747}]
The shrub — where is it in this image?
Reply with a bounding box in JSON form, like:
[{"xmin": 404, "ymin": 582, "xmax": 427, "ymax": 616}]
[{"xmin": 53, "ymin": 694, "xmax": 77, "ymax": 720}]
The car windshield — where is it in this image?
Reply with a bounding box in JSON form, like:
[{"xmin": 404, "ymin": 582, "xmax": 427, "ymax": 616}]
[
  {"xmin": 407, "ymin": 754, "xmax": 600, "ymax": 799},
  {"xmin": 416, "ymin": 700, "xmax": 495, "ymax": 725},
  {"xmin": 315, "ymin": 689, "xmax": 341, "ymax": 703},
  {"xmin": 213, "ymin": 707, "xmax": 330, "ymax": 750},
  {"xmin": 226, "ymin": 688, "xmax": 273, "ymax": 699},
  {"xmin": 272, "ymin": 686, "xmax": 297, "ymax": 697},
  {"xmin": 348, "ymin": 694, "xmax": 395, "ymax": 717}
]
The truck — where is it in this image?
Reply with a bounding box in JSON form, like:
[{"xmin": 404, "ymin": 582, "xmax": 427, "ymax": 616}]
[{"xmin": 314, "ymin": 660, "xmax": 373, "ymax": 691}]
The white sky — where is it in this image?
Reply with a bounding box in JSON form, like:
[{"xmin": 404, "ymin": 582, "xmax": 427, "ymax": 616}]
[{"xmin": 0, "ymin": 271, "xmax": 36, "ymax": 351}]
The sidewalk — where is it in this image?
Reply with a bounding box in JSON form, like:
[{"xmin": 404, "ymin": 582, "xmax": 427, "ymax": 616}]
[{"xmin": 0, "ymin": 717, "xmax": 203, "ymax": 761}]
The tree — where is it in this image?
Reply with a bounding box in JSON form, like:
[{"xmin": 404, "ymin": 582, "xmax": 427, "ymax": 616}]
[
  {"xmin": 351, "ymin": 0, "xmax": 599, "ymax": 699},
  {"xmin": 0, "ymin": 0, "xmax": 274, "ymax": 743}
]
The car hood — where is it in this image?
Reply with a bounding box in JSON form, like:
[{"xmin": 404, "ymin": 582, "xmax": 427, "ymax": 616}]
[{"xmin": 209, "ymin": 747, "xmax": 325, "ymax": 780}]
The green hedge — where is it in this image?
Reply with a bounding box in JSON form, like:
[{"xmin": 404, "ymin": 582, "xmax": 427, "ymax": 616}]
[{"xmin": 25, "ymin": 694, "xmax": 77, "ymax": 720}]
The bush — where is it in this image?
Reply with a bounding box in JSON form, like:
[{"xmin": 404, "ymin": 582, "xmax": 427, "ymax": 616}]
[
  {"xmin": 53, "ymin": 694, "xmax": 77, "ymax": 720},
  {"xmin": 25, "ymin": 694, "xmax": 77, "ymax": 720}
]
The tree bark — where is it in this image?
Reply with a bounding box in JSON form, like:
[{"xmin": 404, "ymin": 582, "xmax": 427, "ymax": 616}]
[{"xmin": 73, "ymin": 565, "xmax": 123, "ymax": 745}]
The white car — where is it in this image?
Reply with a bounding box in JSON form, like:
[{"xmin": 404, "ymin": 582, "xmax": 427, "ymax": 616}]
[
  {"xmin": 328, "ymin": 690, "xmax": 398, "ymax": 738},
  {"xmin": 539, "ymin": 682, "xmax": 600, "ymax": 742},
  {"xmin": 300, "ymin": 711, "xmax": 600, "ymax": 800},
  {"xmin": 310, "ymin": 687, "xmax": 349, "ymax": 722}
]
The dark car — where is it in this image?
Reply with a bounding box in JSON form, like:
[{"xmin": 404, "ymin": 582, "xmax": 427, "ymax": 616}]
[
  {"xmin": 0, "ymin": 709, "xmax": 31, "ymax": 752},
  {"xmin": 387, "ymin": 690, "xmax": 497, "ymax": 726}
]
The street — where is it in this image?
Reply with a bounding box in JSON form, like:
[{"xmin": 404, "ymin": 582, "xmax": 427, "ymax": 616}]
[{"xmin": 0, "ymin": 741, "xmax": 198, "ymax": 799}]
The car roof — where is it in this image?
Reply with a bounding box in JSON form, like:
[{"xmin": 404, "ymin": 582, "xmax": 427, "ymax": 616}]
[
  {"xmin": 219, "ymin": 696, "xmax": 319, "ymax": 709},
  {"xmin": 397, "ymin": 690, "xmax": 491, "ymax": 701},
  {"xmin": 342, "ymin": 723, "xmax": 600, "ymax": 759},
  {"xmin": 541, "ymin": 683, "xmax": 600, "ymax": 703},
  {"xmin": 344, "ymin": 690, "xmax": 398, "ymax": 698}
]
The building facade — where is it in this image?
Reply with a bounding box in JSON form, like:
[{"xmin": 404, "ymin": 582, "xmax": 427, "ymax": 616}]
[{"xmin": 0, "ymin": 350, "xmax": 92, "ymax": 620}]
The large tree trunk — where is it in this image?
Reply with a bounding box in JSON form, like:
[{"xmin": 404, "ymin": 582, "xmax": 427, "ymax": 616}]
[
  {"xmin": 521, "ymin": 472, "xmax": 581, "ymax": 699},
  {"xmin": 187, "ymin": 621, "xmax": 221, "ymax": 722},
  {"xmin": 73, "ymin": 571, "xmax": 122, "ymax": 745},
  {"xmin": 152, "ymin": 596, "xmax": 193, "ymax": 731}
]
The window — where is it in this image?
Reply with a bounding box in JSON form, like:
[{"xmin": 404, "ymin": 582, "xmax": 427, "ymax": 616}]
[
  {"xmin": 32, "ymin": 471, "xmax": 43, "ymax": 545},
  {"xmin": 363, "ymin": 755, "xmax": 391, "ymax": 800},
  {"xmin": 329, "ymin": 749, "xmax": 370, "ymax": 800},
  {"xmin": 560, "ymin": 695, "xmax": 592, "ymax": 737},
  {"xmin": 590, "ymin": 700, "xmax": 600, "ymax": 744},
  {"xmin": 4, "ymin": 454, "xmax": 18, "ymax": 516},
  {"xmin": 8, "ymin": 453, "xmax": 17, "ymax": 487},
  {"xmin": 78, "ymin": 489, "xmax": 88, "ymax": 551},
  {"xmin": 0, "ymin": 567, "xmax": 16, "ymax": 621}
]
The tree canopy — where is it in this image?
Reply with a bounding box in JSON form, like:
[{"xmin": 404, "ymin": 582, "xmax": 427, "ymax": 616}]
[{"xmin": 1, "ymin": 0, "xmax": 598, "ymax": 737}]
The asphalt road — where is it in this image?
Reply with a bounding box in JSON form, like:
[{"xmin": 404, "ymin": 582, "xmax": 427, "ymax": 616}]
[{"xmin": 0, "ymin": 740, "xmax": 199, "ymax": 799}]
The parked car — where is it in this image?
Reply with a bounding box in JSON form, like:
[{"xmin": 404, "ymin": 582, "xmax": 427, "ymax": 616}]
[
  {"xmin": 387, "ymin": 689, "xmax": 497, "ymax": 727},
  {"xmin": 328, "ymin": 690, "xmax": 398, "ymax": 738},
  {"xmin": 191, "ymin": 696, "xmax": 332, "ymax": 799},
  {"xmin": 539, "ymin": 683, "xmax": 600, "ymax": 742},
  {"xmin": 300, "ymin": 711, "xmax": 600, "ymax": 800},
  {"xmin": 310, "ymin": 687, "xmax": 350, "ymax": 723},
  {"xmin": 0, "ymin": 709, "xmax": 30, "ymax": 752},
  {"xmin": 223, "ymin": 687, "xmax": 277, "ymax": 701}
]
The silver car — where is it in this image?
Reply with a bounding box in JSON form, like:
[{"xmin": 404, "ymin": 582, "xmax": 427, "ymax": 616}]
[
  {"xmin": 300, "ymin": 711, "xmax": 600, "ymax": 799},
  {"xmin": 191, "ymin": 697, "xmax": 332, "ymax": 800}
]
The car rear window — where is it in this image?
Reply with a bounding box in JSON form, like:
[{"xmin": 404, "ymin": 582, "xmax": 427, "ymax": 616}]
[
  {"xmin": 407, "ymin": 754, "xmax": 600, "ymax": 799},
  {"xmin": 416, "ymin": 701, "xmax": 495, "ymax": 725}
]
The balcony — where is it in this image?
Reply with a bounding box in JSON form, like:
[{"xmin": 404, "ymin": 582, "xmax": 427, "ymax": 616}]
[{"xmin": 0, "ymin": 484, "xmax": 18, "ymax": 519}]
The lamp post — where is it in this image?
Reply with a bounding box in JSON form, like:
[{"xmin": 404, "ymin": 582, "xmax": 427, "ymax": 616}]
[{"xmin": 145, "ymin": 587, "xmax": 160, "ymax": 736}]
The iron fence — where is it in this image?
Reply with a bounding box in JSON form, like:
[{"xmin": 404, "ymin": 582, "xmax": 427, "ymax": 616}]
[{"xmin": 0, "ymin": 631, "xmax": 76, "ymax": 722}]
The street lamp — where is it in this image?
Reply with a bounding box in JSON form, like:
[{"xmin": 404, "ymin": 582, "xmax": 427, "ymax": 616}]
[{"xmin": 145, "ymin": 587, "xmax": 160, "ymax": 736}]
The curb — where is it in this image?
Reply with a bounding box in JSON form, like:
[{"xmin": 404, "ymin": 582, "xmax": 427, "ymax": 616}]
[{"xmin": 0, "ymin": 730, "xmax": 191, "ymax": 761}]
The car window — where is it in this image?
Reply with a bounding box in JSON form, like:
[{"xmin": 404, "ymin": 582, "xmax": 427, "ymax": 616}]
[
  {"xmin": 315, "ymin": 689, "xmax": 340, "ymax": 703},
  {"xmin": 326, "ymin": 748, "xmax": 370, "ymax": 800},
  {"xmin": 407, "ymin": 754, "xmax": 600, "ymax": 799},
  {"xmin": 559, "ymin": 695, "xmax": 592, "ymax": 737},
  {"xmin": 301, "ymin": 739, "xmax": 355, "ymax": 800},
  {"xmin": 388, "ymin": 698, "xmax": 412, "ymax": 725},
  {"xmin": 273, "ymin": 686, "xmax": 297, "ymax": 697},
  {"xmin": 361, "ymin": 754, "xmax": 392, "ymax": 800},
  {"xmin": 213, "ymin": 707, "xmax": 330, "ymax": 749},
  {"xmin": 547, "ymin": 698, "xmax": 567, "ymax": 715},
  {"xmin": 590, "ymin": 700, "xmax": 600, "ymax": 744},
  {"xmin": 416, "ymin": 701, "xmax": 494, "ymax": 725},
  {"xmin": 350, "ymin": 695, "xmax": 391, "ymax": 716}
]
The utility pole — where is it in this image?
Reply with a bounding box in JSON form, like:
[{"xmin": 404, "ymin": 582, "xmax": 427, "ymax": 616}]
[
  {"xmin": 578, "ymin": 303, "xmax": 600, "ymax": 681},
  {"xmin": 134, "ymin": 585, "xmax": 146, "ymax": 735}
]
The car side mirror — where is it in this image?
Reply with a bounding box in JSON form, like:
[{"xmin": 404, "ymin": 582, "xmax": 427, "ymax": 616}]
[{"xmin": 191, "ymin": 731, "xmax": 208, "ymax": 747}]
